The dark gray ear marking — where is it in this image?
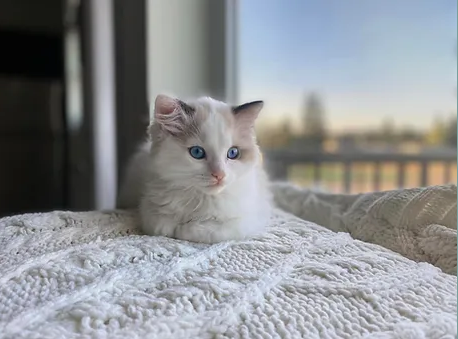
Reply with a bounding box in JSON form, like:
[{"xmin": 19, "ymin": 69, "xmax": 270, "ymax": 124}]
[
  {"xmin": 178, "ymin": 100, "xmax": 195, "ymax": 115},
  {"xmin": 232, "ymin": 101, "xmax": 264, "ymax": 114}
]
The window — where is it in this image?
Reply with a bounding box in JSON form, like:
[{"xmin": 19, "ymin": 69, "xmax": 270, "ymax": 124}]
[{"xmin": 239, "ymin": 0, "xmax": 457, "ymax": 193}]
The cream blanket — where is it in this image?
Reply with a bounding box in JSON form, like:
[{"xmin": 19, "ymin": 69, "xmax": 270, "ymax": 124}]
[
  {"xmin": 272, "ymin": 183, "xmax": 457, "ymax": 275},
  {"xmin": 0, "ymin": 184, "xmax": 456, "ymax": 338}
]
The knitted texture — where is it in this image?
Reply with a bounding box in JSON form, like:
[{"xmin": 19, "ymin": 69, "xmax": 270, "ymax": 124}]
[
  {"xmin": 0, "ymin": 186, "xmax": 456, "ymax": 338},
  {"xmin": 272, "ymin": 183, "xmax": 457, "ymax": 275}
]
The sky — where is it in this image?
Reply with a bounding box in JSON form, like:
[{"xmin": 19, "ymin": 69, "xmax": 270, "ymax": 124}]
[{"xmin": 239, "ymin": 0, "xmax": 457, "ymax": 132}]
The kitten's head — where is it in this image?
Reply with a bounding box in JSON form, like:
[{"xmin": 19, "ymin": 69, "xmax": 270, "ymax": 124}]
[{"xmin": 149, "ymin": 94, "xmax": 263, "ymax": 194}]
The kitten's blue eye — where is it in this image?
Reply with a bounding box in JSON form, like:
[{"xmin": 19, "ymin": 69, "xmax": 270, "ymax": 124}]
[
  {"xmin": 227, "ymin": 146, "xmax": 240, "ymax": 160},
  {"xmin": 189, "ymin": 146, "xmax": 206, "ymax": 159}
]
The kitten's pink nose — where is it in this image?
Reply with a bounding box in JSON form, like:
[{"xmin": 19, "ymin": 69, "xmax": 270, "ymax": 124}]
[{"xmin": 211, "ymin": 170, "xmax": 226, "ymax": 181}]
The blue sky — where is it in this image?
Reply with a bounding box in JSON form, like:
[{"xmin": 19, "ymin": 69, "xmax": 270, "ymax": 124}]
[{"xmin": 239, "ymin": 0, "xmax": 457, "ymax": 132}]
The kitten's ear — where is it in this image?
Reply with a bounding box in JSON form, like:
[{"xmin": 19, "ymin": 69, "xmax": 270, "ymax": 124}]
[
  {"xmin": 153, "ymin": 94, "xmax": 194, "ymax": 135},
  {"xmin": 232, "ymin": 101, "xmax": 264, "ymax": 128},
  {"xmin": 155, "ymin": 94, "xmax": 178, "ymax": 117}
]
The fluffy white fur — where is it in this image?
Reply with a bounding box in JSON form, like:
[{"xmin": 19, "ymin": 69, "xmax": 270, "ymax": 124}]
[{"xmin": 117, "ymin": 95, "xmax": 272, "ymax": 244}]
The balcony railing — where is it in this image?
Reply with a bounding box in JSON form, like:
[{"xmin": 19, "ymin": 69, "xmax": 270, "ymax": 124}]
[{"xmin": 265, "ymin": 150, "xmax": 457, "ymax": 193}]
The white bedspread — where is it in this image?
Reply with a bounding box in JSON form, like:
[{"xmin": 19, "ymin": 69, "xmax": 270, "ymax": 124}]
[
  {"xmin": 272, "ymin": 183, "xmax": 457, "ymax": 275},
  {"xmin": 0, "ymin": 184, "xmax": 456, "ymax": 338}
]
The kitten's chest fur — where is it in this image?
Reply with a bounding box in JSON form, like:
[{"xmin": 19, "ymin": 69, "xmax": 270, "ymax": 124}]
[{"xmin": 144, "ymin": 171, "xmax": 265, "ymax": 224}]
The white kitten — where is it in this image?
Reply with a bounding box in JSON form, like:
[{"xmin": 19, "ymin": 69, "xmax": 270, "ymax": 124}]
[{"xmin": 117, "ymin": 94, "xmax": 272, "ymax": 243}]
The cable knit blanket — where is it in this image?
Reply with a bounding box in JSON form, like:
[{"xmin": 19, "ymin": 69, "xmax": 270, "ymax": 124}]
[
  {"xmin": 0, "ymin": 185, "xmax": 456, "ymax": 338},
  {"xmin": 271, "ymin": 183, "xmax": 458, "ymax": 275}
]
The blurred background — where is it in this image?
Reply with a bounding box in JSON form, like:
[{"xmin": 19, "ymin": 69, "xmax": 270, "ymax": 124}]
[{"xmin": 0, "ymin": 0, "xmax": 456, "ymax": 217}]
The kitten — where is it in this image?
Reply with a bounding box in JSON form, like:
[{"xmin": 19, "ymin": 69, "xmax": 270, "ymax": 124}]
[{"xmin": 117, "ymin": 94, "xmax": 272, "ymax": 243}]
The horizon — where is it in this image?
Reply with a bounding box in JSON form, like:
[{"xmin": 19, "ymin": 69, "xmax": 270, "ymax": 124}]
[
  {"xmin": 256, "ymin": 115, "xmax": 456, "ymax": 136},
  {"xmin": 255, "ymin": 108, "xmax": 457, "ymax": 135}
]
